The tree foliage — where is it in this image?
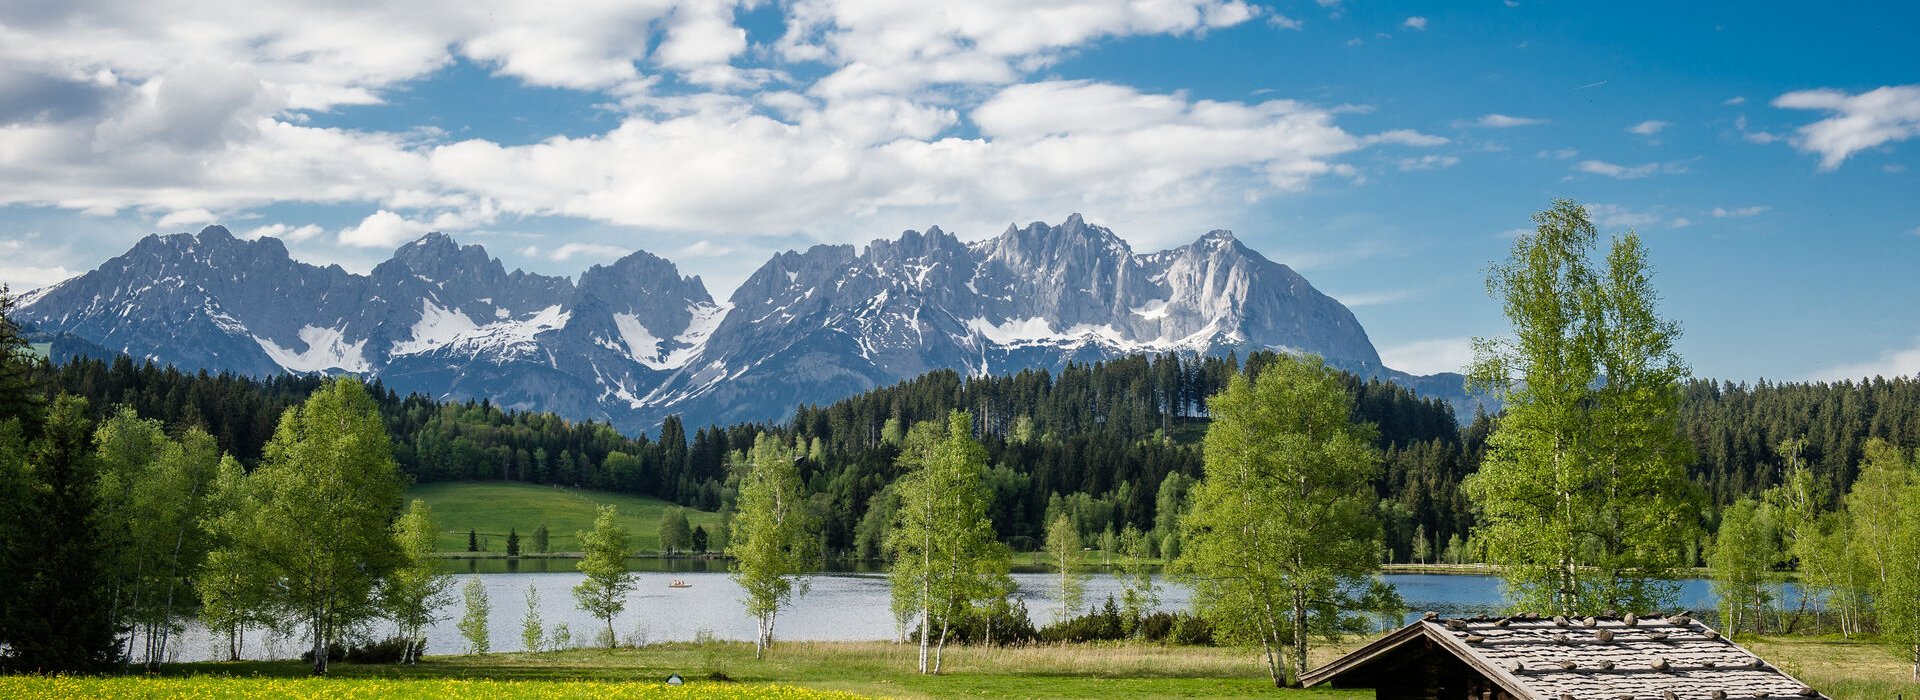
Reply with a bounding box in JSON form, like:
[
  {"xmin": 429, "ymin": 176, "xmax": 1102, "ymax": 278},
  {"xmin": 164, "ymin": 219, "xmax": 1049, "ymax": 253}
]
[
  {"xmin": 729, "ymin": 434, "xmax": 819, "ymax": 657},
  {"xmin": 573, "ymin": 504, "xmax": 634, "ymax": 648},
  {"xmin": 885, "ymin": 411, "xmax": 1010, "ymax": 674},
  {"xmin": 1466, "ymin": 199, "xmax": 1701, "ymax": 615},
  {"xmin": 1177, "ymin": 354, "xmax": 1382, "ymax": 687}
]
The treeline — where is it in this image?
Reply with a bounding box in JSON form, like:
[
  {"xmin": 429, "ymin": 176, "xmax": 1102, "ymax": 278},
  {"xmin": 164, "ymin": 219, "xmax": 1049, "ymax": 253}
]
[{"xmin": 35, "ymin": 344, "xmax": 1920, "ymax": 565}]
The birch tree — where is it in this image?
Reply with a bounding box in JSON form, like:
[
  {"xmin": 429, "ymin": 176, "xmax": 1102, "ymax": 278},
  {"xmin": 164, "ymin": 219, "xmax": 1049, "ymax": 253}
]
[
  {"xmin": 384, "ymin": 499, "xmax": 452, "ymax": 663},
  {"xmin": 574, "ymin": 504, "xmax": 634, "ymax": 648},
  {"xmin": 1176, "ymin": 354, "xmax": 1383, "ymax": 687},
  {"xmin": 728, "ymin": 435, "xmax": 819, "ymax": 658},
  {"xmin": 457, "ymin": 578, "xmax": 491, "ymax": 654},
  {"xmin": 885, "ymin": 411, "xmax": 1008, "ymax": 674},
  {"xmin": 1466, "ymin": 199, "xmax": 1700, "ymax": 616},
  {"xmin": 214, "ymin": 378, "xmax": 405, "ymax": 674},
  {"xmin": 1044, "ymin": 513, "xmax": 1087, "ymax": 621}
]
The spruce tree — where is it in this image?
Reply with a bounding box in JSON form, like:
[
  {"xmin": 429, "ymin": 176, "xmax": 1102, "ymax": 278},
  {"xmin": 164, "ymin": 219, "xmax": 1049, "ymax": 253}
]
[{"xmin": 5, "ymin": 396, "xmax": 118, "ymax": 673}]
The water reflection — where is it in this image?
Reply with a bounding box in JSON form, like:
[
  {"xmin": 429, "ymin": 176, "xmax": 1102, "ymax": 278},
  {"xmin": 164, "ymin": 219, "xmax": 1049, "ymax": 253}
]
[{"xmin": 154, "ymin": 568, "xmax": 1776, "ymax": 663}]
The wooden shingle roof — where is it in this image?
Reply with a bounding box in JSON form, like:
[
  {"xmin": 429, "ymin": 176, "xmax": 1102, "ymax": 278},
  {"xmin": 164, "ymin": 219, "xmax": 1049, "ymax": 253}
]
[{"xmin": 1301, "ymin": 612, "xmax": 1828, "ymax": 700}]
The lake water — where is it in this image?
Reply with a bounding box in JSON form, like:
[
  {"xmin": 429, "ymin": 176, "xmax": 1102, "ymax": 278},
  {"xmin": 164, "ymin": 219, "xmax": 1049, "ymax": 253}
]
[{"xmin": 152, "ymin": 564, "xmax": 1759, "ymax": 663}]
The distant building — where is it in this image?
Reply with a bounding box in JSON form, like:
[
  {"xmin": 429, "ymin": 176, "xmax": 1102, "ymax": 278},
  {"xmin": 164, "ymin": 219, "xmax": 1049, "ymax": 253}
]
[{"xmin": 1302, "ymin": 612, "xmax": 1826, "ymax": 700}]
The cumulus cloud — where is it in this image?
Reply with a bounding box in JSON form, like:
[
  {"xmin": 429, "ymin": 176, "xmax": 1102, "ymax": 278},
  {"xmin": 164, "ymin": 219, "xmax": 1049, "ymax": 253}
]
[
  {"xmin": 242, "ymin": 223, "xmax": 325, "ymax": 242},
  {"xmin": 1813, "ymin": 338, "xmax": 1920, "ymax": 381},
  {"xmin": 1459, "ymin": 114, "xmax": 1546, "ymax": 128},
  {"xmin": 1380, "ymin": 337, "xmax": 1473, "ymax": 375},
  {"xmin": 1402, "ymin": 16, "xmax": 1428, "ymax": 30},
  {"xmin": 338, "ymin": 210, "xmax": 432, "ymax": 248},
  {"xmin": 781, "ymin": 0, "xmax": 1259, "ymax": 97},
  {"xmin": 1773, "ymin": 84, "xmax": 1920, "ymax": 170},
  {"xmin": 0, "ymin": 0, "xmax": 1453, "ymax": 282}
]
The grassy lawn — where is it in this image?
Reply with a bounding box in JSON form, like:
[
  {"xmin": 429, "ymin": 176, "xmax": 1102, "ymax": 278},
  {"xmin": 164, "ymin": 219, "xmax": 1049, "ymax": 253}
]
[
  {"xmin": 148, "ymin": 641, "xmax": 1369, "ymax": 699},
  {"xmin": 0, "ymin": 676, "xmax": 857, "ymax": 699},
  {"xmin": 407, "ymin": 482, "xmax": 722, "ymax": 554},
  {"xmin": 1746, "ymin": 635, "xmax": 1920, "ymax": 699}
]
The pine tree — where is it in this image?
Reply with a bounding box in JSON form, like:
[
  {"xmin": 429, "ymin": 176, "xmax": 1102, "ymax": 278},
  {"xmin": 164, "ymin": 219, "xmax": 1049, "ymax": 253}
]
[
  {"xmin": 506, "ymin": 528, "xmax": 520, "ymax": 558},
  {"xmin": 4, "ymin": 396, "xmax": 118, "ymax": 673}
]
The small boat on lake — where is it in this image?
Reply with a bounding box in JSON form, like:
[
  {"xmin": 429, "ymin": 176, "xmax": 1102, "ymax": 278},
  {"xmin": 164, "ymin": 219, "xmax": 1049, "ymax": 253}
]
[{"xmin": 668, "ymin": 579, "xmax": 692, "ymax": 588}]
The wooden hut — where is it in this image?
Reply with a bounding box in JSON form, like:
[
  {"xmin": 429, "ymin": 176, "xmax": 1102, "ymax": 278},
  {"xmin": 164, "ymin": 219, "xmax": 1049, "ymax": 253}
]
[{"xmin": 1301, "ymin": 612, "xmax": 1828, "ymax": 700}]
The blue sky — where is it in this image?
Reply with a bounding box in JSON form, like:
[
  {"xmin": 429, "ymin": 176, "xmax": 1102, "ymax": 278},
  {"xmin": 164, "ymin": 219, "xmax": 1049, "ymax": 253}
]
[{"xmin": 0, "ymin": 0, "xmax": 1915, "ymax": 381}]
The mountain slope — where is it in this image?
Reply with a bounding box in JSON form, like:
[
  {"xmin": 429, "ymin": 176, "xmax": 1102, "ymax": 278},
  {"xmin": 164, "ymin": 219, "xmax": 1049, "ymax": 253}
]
[{"xmin": 18, "ymin": 216, "xmax": 1472, "ymax": 431}]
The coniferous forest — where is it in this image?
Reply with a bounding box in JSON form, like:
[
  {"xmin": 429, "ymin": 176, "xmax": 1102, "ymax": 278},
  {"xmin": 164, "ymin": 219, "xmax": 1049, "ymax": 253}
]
[{"xmin": 36, "ymin": 348, "xmax": 1920, "ymax": 564}]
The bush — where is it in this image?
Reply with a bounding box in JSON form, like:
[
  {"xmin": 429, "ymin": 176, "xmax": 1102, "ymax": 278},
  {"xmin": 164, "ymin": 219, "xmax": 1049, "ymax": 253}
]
[
  {"xmin": 299, "ymin": 636, "xmax": 419, "ymax": 664},
  {"xmin": 908, "ymin": 598, "xmax": 1040, "ymax": 646}
]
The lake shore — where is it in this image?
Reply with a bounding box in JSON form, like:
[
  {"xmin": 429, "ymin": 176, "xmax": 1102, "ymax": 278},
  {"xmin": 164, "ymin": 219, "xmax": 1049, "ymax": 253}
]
[{"xmin": 75, "ymin": 636, "xmax": 1913, "ymax": 699}]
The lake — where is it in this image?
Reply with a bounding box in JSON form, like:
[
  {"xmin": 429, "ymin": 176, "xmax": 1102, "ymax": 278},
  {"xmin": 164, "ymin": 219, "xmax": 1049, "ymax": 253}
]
[{"xmin": 153, "ymin": 564, "xmax": 1758, "ymax": 663}]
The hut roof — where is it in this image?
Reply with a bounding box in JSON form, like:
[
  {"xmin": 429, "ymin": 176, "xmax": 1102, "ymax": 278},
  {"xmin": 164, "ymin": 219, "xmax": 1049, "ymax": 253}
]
[{"xmin": 1301, "ymin": 612, "xmax": 1828, "ymax": 700}]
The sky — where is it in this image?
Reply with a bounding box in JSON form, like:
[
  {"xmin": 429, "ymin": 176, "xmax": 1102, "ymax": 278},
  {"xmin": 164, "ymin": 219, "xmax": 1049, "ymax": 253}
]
[{"xmin": 0, "ymin": 1, "xmax": 1915, "ymax": 383}]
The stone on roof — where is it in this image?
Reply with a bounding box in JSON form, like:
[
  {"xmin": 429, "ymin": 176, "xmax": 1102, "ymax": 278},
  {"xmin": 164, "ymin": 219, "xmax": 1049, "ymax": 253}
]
[{"xmin": 1302, "ymin": 613, "xmax": 1827, "ymax": 700}]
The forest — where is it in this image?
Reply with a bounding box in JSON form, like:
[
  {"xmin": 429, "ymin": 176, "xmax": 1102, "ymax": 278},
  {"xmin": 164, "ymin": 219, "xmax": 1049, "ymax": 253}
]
[{"xmin": 35, "ymin": 344, "xmax": 1920, "ymax": 564}]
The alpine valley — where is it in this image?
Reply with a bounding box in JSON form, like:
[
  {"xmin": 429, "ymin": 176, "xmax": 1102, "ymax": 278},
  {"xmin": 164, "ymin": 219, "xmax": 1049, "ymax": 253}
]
[{"xmin": 16, "ymin": 214, "xmax": 1474, "ymax": 433}]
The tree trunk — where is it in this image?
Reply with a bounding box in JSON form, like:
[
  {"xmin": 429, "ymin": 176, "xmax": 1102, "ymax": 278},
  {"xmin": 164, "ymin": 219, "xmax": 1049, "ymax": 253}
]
[
  {"xmin": 917, "ymin": 604, "xmax": 930, "ymax": 673},
  {"xmin": 934, "ymin": 618, "xmax": 950, "ymax": 675},
  {"xmin": 311, "ymin": 616, "xmax": 328, "ymax": 675},
  {"xmin": 1291, "ymin": 588, "xmax": 1308, "ymax": 687}
]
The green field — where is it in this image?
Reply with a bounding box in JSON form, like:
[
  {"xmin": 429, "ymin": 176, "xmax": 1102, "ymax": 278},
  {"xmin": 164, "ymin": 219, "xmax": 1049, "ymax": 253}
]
[
  {"xmin": 149, "ymin": 641, "xmax": 1363, "ymax": 699},
  {"xmin": 407, "ymin": 482, "xmax": 723, "ymax": 554}
]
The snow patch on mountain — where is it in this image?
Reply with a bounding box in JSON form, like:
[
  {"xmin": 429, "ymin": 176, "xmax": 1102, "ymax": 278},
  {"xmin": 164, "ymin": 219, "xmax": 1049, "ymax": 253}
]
[
  {"xmin": 392, "ymin": 301, "xmax": 481, "ymax": 355},
  {"xmin": 255, "ymin": 326, "xmax": 370, "ymax": 373}
]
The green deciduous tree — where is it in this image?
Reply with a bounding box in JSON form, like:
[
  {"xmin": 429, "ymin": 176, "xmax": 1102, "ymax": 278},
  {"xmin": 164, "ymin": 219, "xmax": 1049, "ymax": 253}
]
[
  {"xmin": 521, "ymin": 584, "xmax": 544, "ymax": 653},
  {"xmin": 574, "ymin": 504, "xmax": 634, "ymax": 648},
  {"xmin": 1176, "ymin": 355, "xmax": 1383, "ymax": 687},
  {"xmin": 729, "ymin": 435, "xmax": 819, "ymax": 657},
  {"xmin": 1707, "ymin": 497, "xmax": 1775, "ymax": 636},
  {"xmin": 1844, "ymin": 439, "xmax": 1920, "ymax": 677},
  {"xmin": 659, "ymin": 507, "xmax": 693, "ymax": 554},
  {"xmin": 533, "ymin": 524, "xmax": 550, "ymax": 554},
  {"xmin": 1465, "ymin": 199, "xmax": 1701, "ymax": 616},
  {"xmin": 1117, "ymin": 525, "xmax": 1159, "ymax": 632},
  {"xmin": 209, "ymin": 378, "xmax": 406, "ymax": 674},
  {"xmin": 885, "ymin": 411, "xmax": 1009, "ymax": 674},
  {"xmin": 1044, "ymin": 513, "xmax": 1087, "ymax": 622},
  {"xmin": 198, "ymin": 456, "xmax": 276, "ymax": 662},
  {"xmin": 384, "ymin": 499, "xmax": 453, "ymax": 663},
  {"xmin": 457, "ymin": 578, "xmax": 491, "ymax": 655}
]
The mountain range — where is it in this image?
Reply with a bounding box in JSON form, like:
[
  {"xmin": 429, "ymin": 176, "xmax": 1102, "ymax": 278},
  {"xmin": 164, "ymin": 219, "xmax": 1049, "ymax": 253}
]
[{"xmin": 15, "ymin": 215, "xmax": 1472, "ymax": 432}]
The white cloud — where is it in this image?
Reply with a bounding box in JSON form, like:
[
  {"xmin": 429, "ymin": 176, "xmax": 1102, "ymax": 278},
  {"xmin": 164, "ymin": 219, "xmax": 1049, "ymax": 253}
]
[
  {"xmin": 1734, "ymin": 115, "xmax": 1782, "ymax": 144},
  {"xmin": 1723, "ymin": 96, "xmax": 1747, "ymax": 106},
  {"xmin": 783, "ymin": 0, "xmax": 1259, "ymax": 97},
  {"xmin": 1537, "ymin": 147, "xmax": 1579, "ymax": 160},
  {"xmin": 0, "ymin": 0, "xmax": 1454, "ymax": 287},
  {"xmin": 1402, "ymin": 16, "xmax": 1428, "ymax": 30},
  {"xmin": 1396, "ymin": 154, "xmax": 1459, "ymax": 171},
  {"xmin": 1268, "ymin": 14, "xmax": 1302, "ymax": 30},
  {"xmin": 1575, "ymin": 159, "xmax": 1686, "ymax": 179},
  {"xmin": 242, "ymin": 223, "xmax": 324, "ymax": 242},
  {"xmin": 338, "ymin": 210, "xmax": 432, "ymax": 248},
  {"xmin": 1627, "ymin": 120, "xmax": 1670, "ymax": 135},
  {"xmin": 1459, "ymin": 113, "xmax": 1547, "ymax": 128},
  {"xmin": 1813, "ymin": 338, "xmax": 1920, "ymax": 381},
  {"xmin": 1584, "ymin": 203, "xmax": 1664, "ymax": 229},
  {"xmin": 0, "ymin": 264, "xmax": 78, "ymax": 291},
  {"xmin": 1773, "ymin": 84, "xmax": 1920, "ymax": 170},
  {"xmin": 1380, "ymin": 337, "xmax": 1473, "ymax": 376},
  {"xmin": 543, "ymin": 242, "xmax": 632, "ymax": 262},
  {"xmin": 1711, "ymin": 205, "xmax": 1769, "ymax": 218},
  {"xmin": 156, "ymin": 208, "xmax": 220, "ymax": 229}
]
